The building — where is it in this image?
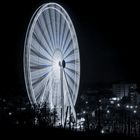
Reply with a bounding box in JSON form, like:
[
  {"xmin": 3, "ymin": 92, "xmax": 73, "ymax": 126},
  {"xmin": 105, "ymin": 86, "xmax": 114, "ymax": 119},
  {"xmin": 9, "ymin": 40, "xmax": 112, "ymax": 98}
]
[{"xmin": 112, "ymin": 82, "xmax": 137, "ymax": 99}]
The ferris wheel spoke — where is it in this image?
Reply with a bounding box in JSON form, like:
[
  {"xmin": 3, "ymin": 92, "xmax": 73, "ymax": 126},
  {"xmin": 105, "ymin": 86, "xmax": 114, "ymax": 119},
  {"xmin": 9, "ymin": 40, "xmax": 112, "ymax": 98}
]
[
  {"xmin": 31, "ymin": 43, "xmax": 52, "ymax": 63},
  {"xmin": 32, "ymin": 31, "xmax": 53, "ymax": 58},
  {"xmin": 48, "ymin": 9, "xmax": 56, "ymax": 49},
  {"xmin": 36, "ymin": 18, "xmax": 54, "ymax": 54},
  {"xmin": 58, "ymin": 11, "xmax": 62, "ymax": 48},
  {"xmin": 66, "ymin": 58, "xmax": 80, "ymax": 65},
  {"xmin": 33, "ymin": 77, "xmax": 46, "ymax": 92},
  {"xmin": 41, "ymin": 79, "xmax": 50, "ymax": 103},
  {"xmin": 54, "ymin": 9, "xmax": 58, "ymax": 47},
  {"xmin": 33, "ymin": 80, "xmax": 46, "ymax": 101},
  {"xmin": 30, "ymin": 55, "xmax": 52, "ymax": 66},
  {"xmin": 38, "ymin": 69, "xmax": 55, "ymax": 103},
  {"xmin": 42, "ymin": 12, "xmax": 55, "ymax": 51},
  {"xmin": 31, "ymin": 67, "xmax": 52, "ymax": 81},
  {"xmin": 50, "ymin": 9, "xmax": 57, "ymax": 47},
  {"xmin": 30, "ymin": 47, "xmax": 52, "ymax": 63},
  {"xmin": 32, "ymin": 32, "xmax": 53, "ymax": 59},
  {"xmin": 44, "ymin": 10, "xmax": 55, "ymax": 49},
  {"xmin": 65, "ymin": 53, "xmax": 75, "ymax": 62},
  {"xmin": 40, "ymin": 76, "xmax": 52, "ymax": 103},
  {"xmin": 65, "ymin": 53, "xmax": 80, "ymax": 63},
  {"xmin": 59, "ymin": 16, "xmax": 65, "ymax": 50},
  {"xmin": 64, "ymin": 69, "xmax": 77, "ymax": 90},
  {"xmin": 60, "ymin": 20, "xmax": 66, "ymax": 49},
  {"xmin": 56, "ymin": 11, "xmax": 60, "ymax": 48},
  {"xmin": 63, "ymin": 38, "xmax": 73, "ymax": 55},
  {"xmin": 64, "ymin": 48, "xmax": 77, "ymax": 60},
  {"xmin": 32, "ymin": 72, "xmax": 49, "ymax": 88},
  {"xmin": 61, "ymin": 27, "xmax": 70, "ymax": 52},
  {"xmin": 30, "ymin": 64, "xmax": 51, "ymax": 72},
  {"xmin": 63, "ymin": 45, "xmax": 73, "ymax": 59},
  {"xmin": 35, "ymin": 84, "xmax": 46, "ymax": 103},
  {"xmin": 63, "ymin": 70, "xmax": 73, "ymax": 97},
  {"xmin": 64, "ymin": 68, "xmax": 78, "ymax": 81},
  {"xmin": 65, "ymin": 66, "xmax": 80, "ymax": 76}
]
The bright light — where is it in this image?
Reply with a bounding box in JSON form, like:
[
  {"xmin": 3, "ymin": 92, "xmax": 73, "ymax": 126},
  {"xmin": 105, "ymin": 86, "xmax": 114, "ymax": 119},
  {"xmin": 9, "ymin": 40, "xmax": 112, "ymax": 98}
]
[
  {"xmin": 83, "ymin": 111, "xmax": 86, "ymax": 114},
  {"xmin": 77, "ymin": 113, "xmax": 80, "ymax": 116},
  {"xmin": 86, "ymin": 101, "xmax": 88, "ymax": 104},
  {"xmin": 107, "ymin": 110, "xmax": 110, "ymax": 114},
  {"xmin": 9, "ymin": 112, "xmax": 12, "ymax": 116},
  {"xmin": 133, "ymin": 110, "xmax": 137, "ymax": 114},
  {"xmin": 117, "ymin": 98, "xmax": 120, "ymax": 101},
  {"xmin": 135, "ymin": 106, "xmax": 138, "ymax": 108},
  {"xmin": 92, "ymin": 111, "xmax": 95, "ymax": 117},
  {"xmin": 83, "ymin": 110, "xmax": 86, "ymax": 114},
  {"xmin": 110, "ymin": 101, "xmax": 114, "ymax": 104},
  {"xmin": 99, "ymin": 100, "xmax": 101, "ymax": 103},
  {"xmin": 130, "ymin": 105, "xmax": 133, "ymax": 109},
  {"xmin": 111, "ymin": 97, "xmax": 120, "ymax": 101},
  {"xmin": 52, "ymin": 49, "xmax": 62, "ymax": 81},
  {"xmin": 117, "ymin": 103, "xmax": 120, "ymax": 107},
  {"xmin": 112, "ymin": 97, "xmax": 117, "ymax": 101},
  {"xmin": 101, "ymin": 129, "xmax": 104, "ymax": 134},
  {"xmin": 126, "ymin": 105, "xmax": 129, "ymax": 108},
  {"xmin": 81, "ymin": 117, "xmax": 85, "ymax": 122}
]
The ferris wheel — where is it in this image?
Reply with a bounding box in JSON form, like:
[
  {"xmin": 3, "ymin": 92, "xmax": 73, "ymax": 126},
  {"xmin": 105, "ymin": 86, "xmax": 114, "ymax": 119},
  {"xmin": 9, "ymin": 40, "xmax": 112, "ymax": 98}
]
[{"xmin": 24, "ymin": 3, "xmax": 80, "ymax": 123}]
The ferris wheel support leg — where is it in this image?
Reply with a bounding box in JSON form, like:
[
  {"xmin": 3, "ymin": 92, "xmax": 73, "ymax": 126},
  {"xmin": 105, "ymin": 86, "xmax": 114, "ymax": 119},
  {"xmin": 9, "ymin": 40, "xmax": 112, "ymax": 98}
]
[
  {"xmin": 63, "ymin": 70, "xmax": 76, "ymax": 121},
  {"xmin": 60, "ymin": 67, "xmax": 64, "ymax": 125},
  {"xmin": 67, "ymin": 91, "xmax": 76, "ymax": 121},
  {"xmin": 64, "ymin": 106, "xmax": 69, "ymax": 128}
]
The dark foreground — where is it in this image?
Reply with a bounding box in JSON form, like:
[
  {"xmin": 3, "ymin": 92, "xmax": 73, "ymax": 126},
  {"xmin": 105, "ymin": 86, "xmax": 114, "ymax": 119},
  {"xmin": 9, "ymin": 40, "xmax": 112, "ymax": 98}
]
[{"xmin": 1, "ymin": 127, "xmax": 139, "ymax": 140}]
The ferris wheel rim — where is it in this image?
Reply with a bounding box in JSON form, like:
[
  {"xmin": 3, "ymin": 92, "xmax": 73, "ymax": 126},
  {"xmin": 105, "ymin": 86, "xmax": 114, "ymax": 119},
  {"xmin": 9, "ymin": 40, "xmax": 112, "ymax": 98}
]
[{"xmin": 23, "ymin": 2, "xmax": 80, "ymax": 108}]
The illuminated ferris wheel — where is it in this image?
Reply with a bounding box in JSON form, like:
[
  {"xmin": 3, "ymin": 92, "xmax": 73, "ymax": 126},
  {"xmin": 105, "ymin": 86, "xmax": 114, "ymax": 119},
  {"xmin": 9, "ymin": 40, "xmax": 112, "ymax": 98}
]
[{"xmin": 24, "ymin": 3, "xmax": 80, "ymax": 123}]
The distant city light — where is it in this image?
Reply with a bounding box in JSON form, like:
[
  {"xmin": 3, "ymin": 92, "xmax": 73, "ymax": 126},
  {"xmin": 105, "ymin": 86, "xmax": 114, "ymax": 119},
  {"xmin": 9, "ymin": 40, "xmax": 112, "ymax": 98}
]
[
  {"xmin": 133, "ymin": 110, "xmax": 137, "ymax": 114},
  {"xmin": 9, "ymin": 112, "xmax": 12, "ymax": 116},
  {"xmin": 107, "ymin": 110, "xmax": 110, "ymax": 114},
  {"xmin": 126, "ymin": 105, "xmax": 129, "ymax": 108},
  {"xmin": 83, "ymin": 111, "xmax": 86, "ymax": 114},
  {"xmin": 101, "ymin": 129, "xmax": 105, "ymax": 134},
  {"xmin": 99, "ymin": 100, "xmax": 101, "ymax": 103},
  {"xmin": 111, "ymin": 97, "xmax": 119, "ymax": 101},
  {"xmin": 77, "ymin": 113, "xmax": 80, "ymax": 116},
  {"xmin": 110, "ymin": 101, "xmax": 114, "ymax": 104},
  {"xmin": 86, "ymin": 101, "xmax": 88, "ymax": 104},
  {"xmin": 3, "ymin": 99, "xmax": 6, "ymax": 102},
  {"xmin": 130, "ymin": 105, "xmax": 133, "ymax": 109},
  {"xmin": 117, "ymin": 98, "xmax": 120, "ymax": 101},
  {"xmin": 135, "ymin": 106, "xmax": 138, "ymax": 108},
  {"xmin": 16, "ymin": 121, "xmax": 19, "ymax": 125},
  {"xmin": 92, "ymin": 111, "xmax": 95, "ymax": 117},
  {"xmin": 117, "ymin": 103, "xmax": 120, "ymax": 107},
  {"xmin": 81, "ymin": 117, "xmax": 85, "ymax": 122}
]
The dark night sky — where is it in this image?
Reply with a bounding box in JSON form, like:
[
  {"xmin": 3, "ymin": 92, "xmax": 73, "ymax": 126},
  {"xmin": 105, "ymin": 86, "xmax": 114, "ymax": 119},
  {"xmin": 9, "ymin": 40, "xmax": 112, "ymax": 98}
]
[{"xmin": 1, "ymin": 0, "xmax": 140, "ymax": 97}]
